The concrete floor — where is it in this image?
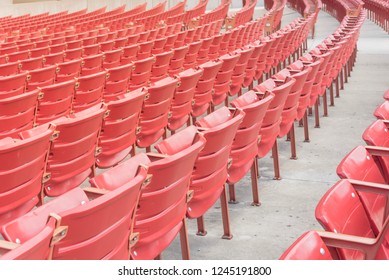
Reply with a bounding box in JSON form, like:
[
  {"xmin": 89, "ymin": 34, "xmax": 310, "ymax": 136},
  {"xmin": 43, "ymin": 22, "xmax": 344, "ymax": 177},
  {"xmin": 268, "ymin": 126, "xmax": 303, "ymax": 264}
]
[{"xmin": 163, "ymin": 7, "xmax": 389, "ymax": 260}]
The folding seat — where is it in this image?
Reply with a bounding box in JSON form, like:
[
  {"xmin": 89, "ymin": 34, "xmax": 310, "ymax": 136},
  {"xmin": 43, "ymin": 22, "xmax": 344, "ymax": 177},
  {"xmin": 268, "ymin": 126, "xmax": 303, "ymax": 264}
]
[
  {"xmin": 81, "ymin": 36, "xmax": 96, "ymax": 46},
  {"xmin": 191, "ymin": 60, "xmax": 223, "ymax": 120},
  {"xmin": 218, "ymin": 31, "xmax": 232, "ymax": 57},
  {"xmin": 2, "ymin": 154, "xmax": 149, "ymax": 260},
  {"xmin": 64, "ymin": 47, "xmax": 83, "ymax": 61},
  {"xmin": 73, "ymin": 71, "xmax": 107, "ymax": 112},
  {"xmin": 18, "ymin": 42, "xmax": 35, "ymax": 52},
  {"xmin": 0, "ymin": 55, "xmax": 8, "ymax": 64},
  {"xmin": 168, "ymin": 45, "xmax": 189, "ymax": 76},
  {"xmin": 7, "ymin": 50, "xmax": 30, "ymax": 62},
  {"xmin": 131, "ymin": 126, "xmax": 206, "ymax": 260},
  {"xmin": 97, "ymin": 88, "xmax": 146, "ymax": 169},
  {"xmin": 173, "ymin": 30, "xmax": 188, "ymax": 48},
  {"xmin": 163, "ymin": 33, "xmax": 178, "ymax": 51},
  {"xmin": 29, "ymin": 46, "xmax": 50, "ymax": 58},
  {"xmin": 35, "ymin": 40, "xmax": 51, "ymax": 48},
  {"xmin": 150, "ymin": 50, "xmax": 174, "ymax": 83},
  {"xmin": 136, "ymin": 76, "xmax": 179, "ymax": 150},
  {"xmin": 49, "ymin": 43, "xmax": 67, "ymax": 54},
  {"xmin": 55, "ymin": 59, "xmax": 82, "ymax": 82},
  {"xmin": 66, "ymin": 39, "xmax": 82, "ymax": 50},
  {"xmin": 26, "ymin": 65, "xmax": 57, "ymax": 90},
  {"xmin": 81, "ymin": 53, "xmax": 104, "ymax": 76},
  {"xmin": 168, "ymin": 67, "xmax": 204, "ymax": 132},
  {"xmin": 315, "ymin": 179, "xmax": 389, "ymax": 260},
  {"xmin": 308, "ymin": 48, "xmax": 333, "ymax": 128},
  {"xmin": 294, "ymin": 56, "xmax": 323, "ymax": 142},
  {"xmin": 136, "ymin": 41, "xmax": 154, "ymax": 60},
  {"xmin": 242, "ymin": 41, "xmax": 264, "ymax": 89},
  {"xmin": 0, "ymin": 89, "xmax": 39, "ymax": 139},
  {"xmin": 0, "ymin": 72, "xmax": 28, "ymax": 98},
  {"xmin": 184, "ymin": 28, "xmax": 196, "ymax": 45},
  {"xmin": 274, "ymin": 66, "xmax": 312, "ymax": 159},
  {"xmin": 374, "ymin": 100, "xmax": 389, "ymax": 120},
  {"xmin": 362, "ymin": 120, "xmax": 389, "ymax": 180},
  {"xmin": 82, "ymin": 44, "xmax": 100, "ymax": 57},
  {"xmin": 279, "ymin": 229, "xmax": 388, "ymax": 260},
  {"xmin": 228, "ymin": 27, "xmax": 243, "ymax": 52},
  {"xmin": 0, "ymin": 124, "xmax": 54, "ymax": 227},
  {"xmin": 212, "ymin": 52, "xmax": 241, "ymax": 108},
  {"xmin": 100, "ymin": 40, "xmax": 115, "ymax": 52},
  {"xmin": 50, "ymin": 37, "xmax": 65, "ymax": 45},
  {"xmin": 0, "ymin": 46, "xmax": 18, "ymax": 55},
  {"xmin": 64, "ymin": 35, "xmax": 78, "ymax": 43},
  {"xmin": 126, "ymin": 33, "xmax": 141, "ymax": 45},
  {"xmin": 188, "ymin": 107, "xmax": 244, "ymax": 237},
  {"xmin": 208, "ymin": 34, "xmax": 223, "ymax": 60},
  {"xmin": 0, "ymin": 218, "xmax": 57, "ymax": 260},
  {"xmin": 44, "ymin": 104, "xmax": 107, "ymax": 197},
  {"xmin": 35, "ymin": 80, "xmax": 76, "ymax": 125},
  {"xmin": 183, "ymin": 40, "xmax": 202, "ymax": 70},
  {"xmin": 96, "ymin": 34, "xmax": 109, "ymax": 44},
  {"xmin": 254, "ymin": 37, "xmax": 274, "ymax": 83},
  {"xmin": 19, "ymin": 57, "xmax": 44, "ymax": 72},
  {"xmin": 227, "ymin": 90, "xmax": 274, "ymax": 205},
  {"xmin": 126, "ymin": 56, "xmax": 154, "ymax": 91},
  {"xmin": 151, "ymin": 37, "xmax": 167, "ymax": 55},
  {"xmin": 0, "ymin": 61, "xmax": 19, "ymax": 77},
  {"xmin": 121, "ymin": 44, "xmax": 139, "ymax": 65},
  {"xmin": 103, "ymin": 63, "xmax": 133, "ymax": 101},
  {"xmin": 102, "ymin": 48, "xmax": 123, "ymax": 69},
  {"xmin": 196, "ymin": 37, "xmax": 213, "ymax": 65},
  {"xmin": 255, "ymin": 77, "xmax": 296, "ymax": 179},
  {"xmin": 113, "ymin": 37, "xmax": 128, "ymax": 49},
  {"xmin": 137, "ymin": 31, "xmax": 150, "ymax": 43},
  {"xmin": 336, "ymin": 145, "xmax": 389, "ymax": 236},
  {"xmin": 229, "ymin": 47, "xmax": 255, "ymax": 98}
]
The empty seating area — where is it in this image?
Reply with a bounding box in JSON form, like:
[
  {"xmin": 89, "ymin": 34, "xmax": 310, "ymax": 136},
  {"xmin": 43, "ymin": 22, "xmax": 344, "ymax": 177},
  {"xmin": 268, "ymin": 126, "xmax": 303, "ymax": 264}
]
[{"xmin": 0, "ymin": 0, "xmax": 388, "ymax": 260}]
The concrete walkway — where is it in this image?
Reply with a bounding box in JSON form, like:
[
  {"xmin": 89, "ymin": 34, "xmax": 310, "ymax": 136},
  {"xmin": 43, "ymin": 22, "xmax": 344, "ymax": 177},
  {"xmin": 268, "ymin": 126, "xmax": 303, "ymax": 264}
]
[{"xmin": 164, "ymin": 7, "xmax": 389, "ymax": 260}]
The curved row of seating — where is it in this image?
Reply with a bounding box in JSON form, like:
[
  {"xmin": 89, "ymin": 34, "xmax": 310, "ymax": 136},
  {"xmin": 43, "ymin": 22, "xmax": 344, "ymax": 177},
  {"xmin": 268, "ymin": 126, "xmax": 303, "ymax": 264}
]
[
  {"xmin": 279, "ymin": 0, "xmax": 389, "ymax": 260},
  {"xmin": 281, "ymin": 91, "xmax": 389, "ymax": 260},
  {"xmin": 4, "ymin": 0, "xmax": 336, "ymax": 258},
  {"xmin": 361, "ymin": 0, "xmax": 389, "ymax": 34}
]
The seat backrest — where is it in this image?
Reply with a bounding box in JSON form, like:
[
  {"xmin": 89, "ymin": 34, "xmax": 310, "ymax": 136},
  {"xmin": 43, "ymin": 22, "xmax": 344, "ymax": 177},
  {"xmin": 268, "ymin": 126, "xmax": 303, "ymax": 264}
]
[
  {"xmin": 45, "ymin": 103, "xmax": 107, "ymax": 197},
  {"xmin": 279, "ymin": 231, "xmax": 334, "ymax": 260},
  {"xmin": 336, "ymin": 146, "xmax": 387, "ymax": 235},
  {"xmin": 97, "ymin": 88, "xmax": 147, "ymax": 169},
  {"xmin": 132, "ymin": 126, "xmax": 206, "ymax": 259},
  {"xmin": 26, "ymin": 65, "xmax": 57, "ymax": 90},
  {"xmin": 104, "ymin": 63, "xmax": 133, "ymax": 101},
  {"xmin": 0, "ymin": 89, "xmax": 39, "ymax": 139},
  {"xmin": 56, "ymin": 59, "xmax": 82, "ymax": 82},
  {"xmin": 169, "ymin": 67, "xmax": 203, "ymax": 131},
  {"xmin": 0, "ymin": 72, "xmax": 27, "ymax": 98},
  {"xmin": 363, "ymin": 120, "xmax": 389, "ymax": 180},
  {"xmin": 36, "ymin": 80, "xmax": 76, "ymax": 125},
  {"xmin": 0, "ymin": 218, "xmax": 56, "ymax": 260},
  {"xmin": 0, "ymin": 124, "xmax": 55, "ymax": 227},
  {"xmin": 187, "ymin": 107, "xmax": 244, "ymax": 218},
  {"xmin": 315, "ymin": 179, "xmax": 377, "ymax": 260},
  {"xmin": 374, "ymin": 100, "xmax": 389, "ymax": 120},
  {"xmin": 136, "ymin": 76, "xmax": 179, "ymax": 148},
  {"xmin": 73, "ymin": 71, "xmax": 107, "ymax": 112},
  {"xmin": 228, "ymin": 91, "xmax": 274, "ymax": 183}
]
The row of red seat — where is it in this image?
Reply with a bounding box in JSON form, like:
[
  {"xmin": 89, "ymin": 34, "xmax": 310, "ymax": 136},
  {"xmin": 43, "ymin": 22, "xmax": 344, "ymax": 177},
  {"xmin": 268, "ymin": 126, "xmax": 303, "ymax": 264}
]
[
  {"xmin": 0, "ymin": 0, "xmax": 329, "ymax": 259},
  {"xmin": 363, "ymin": 0, "xmax": 389, "ymax": 34},
  {"xmin": 279, "ymin": 0, "xmax": 389, "ymax": 259},
  {"xmin": 225, "ymin": 0, "xmax": 258, "ymax": 30},
  {"xmin": 281, "ymin": 89, "xmax": 389, "ymax": 260}
]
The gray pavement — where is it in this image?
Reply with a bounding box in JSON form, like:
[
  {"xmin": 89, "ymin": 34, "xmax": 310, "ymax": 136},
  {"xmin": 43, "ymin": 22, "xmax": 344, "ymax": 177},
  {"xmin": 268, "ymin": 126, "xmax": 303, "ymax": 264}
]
[{"xmin": 163, "ymin": 7, "xmax": 389, "ymax": 260}]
